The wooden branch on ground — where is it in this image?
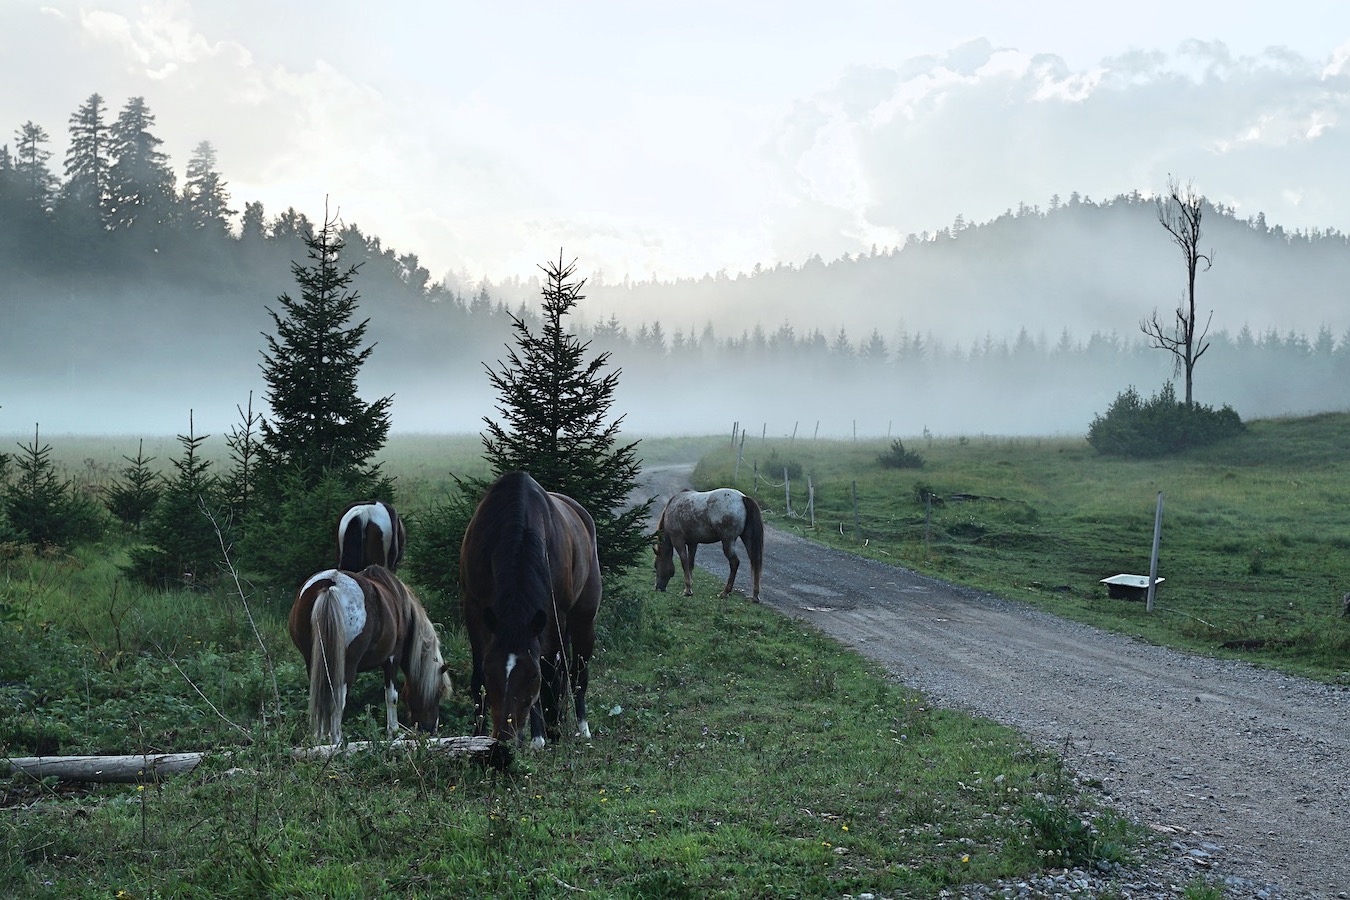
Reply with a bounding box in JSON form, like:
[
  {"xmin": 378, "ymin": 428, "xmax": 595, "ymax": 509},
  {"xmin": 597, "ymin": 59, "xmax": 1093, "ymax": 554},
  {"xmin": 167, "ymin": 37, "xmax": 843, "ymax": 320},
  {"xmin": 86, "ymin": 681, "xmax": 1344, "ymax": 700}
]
[{"xmin": 5, "ymin": 735, "xmax": 507, "ymax": 783}]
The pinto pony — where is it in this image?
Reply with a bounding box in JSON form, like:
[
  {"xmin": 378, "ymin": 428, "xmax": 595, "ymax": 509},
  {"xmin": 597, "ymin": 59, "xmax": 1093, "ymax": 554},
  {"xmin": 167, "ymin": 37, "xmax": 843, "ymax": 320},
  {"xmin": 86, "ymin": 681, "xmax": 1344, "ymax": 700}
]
[
  {"xmin": 288, "ymin": 565, "xmax": 449, "ymax": 745},
  {"xmin": 654, "ymin": 487, "xmax": 764, "ymax": 602},
  {"xmin": 337, "ymin": 500, "xmax": 406, "ymax": 572},
  {"xmin": 459, "ymin": 471, "xmax": 602, "ymax": 749}
]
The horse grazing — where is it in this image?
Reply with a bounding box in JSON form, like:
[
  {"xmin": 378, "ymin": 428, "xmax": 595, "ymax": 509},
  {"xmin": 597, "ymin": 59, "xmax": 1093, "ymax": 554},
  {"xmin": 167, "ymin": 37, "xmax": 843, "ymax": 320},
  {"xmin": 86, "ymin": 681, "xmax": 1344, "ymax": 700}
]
[
  {"xmin": 460, "ymin": 471, "xmax": 602, "ymax": 749},
  {"xmin": 337, "ymin": 500, "xmax": 406, "ymax": 572},
  {"xmin": 288, "ymin": 564, "xmax": 450, "ymax": 746},
  {"xmin": 654, "ymin": 487, "xmax": 764, "ymax": 602}
]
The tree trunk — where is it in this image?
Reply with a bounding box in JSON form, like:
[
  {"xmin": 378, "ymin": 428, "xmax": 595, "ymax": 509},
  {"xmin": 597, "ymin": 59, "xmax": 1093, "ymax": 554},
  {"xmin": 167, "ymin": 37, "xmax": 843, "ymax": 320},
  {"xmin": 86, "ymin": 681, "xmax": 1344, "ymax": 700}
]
[{"xmin": 6, "ymin": 735, "xmax": 506, "ymax": 783}]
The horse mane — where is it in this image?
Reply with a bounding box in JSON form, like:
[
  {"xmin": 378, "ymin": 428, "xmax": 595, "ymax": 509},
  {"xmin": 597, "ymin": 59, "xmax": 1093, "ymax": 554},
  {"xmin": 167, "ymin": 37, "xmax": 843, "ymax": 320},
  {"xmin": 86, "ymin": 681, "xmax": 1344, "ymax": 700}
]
[
  {"xmin": 402, "ymin": 586, "xmax": 450, "ymax": 713},
  {"xmin": 480, "ymin": 474, "xmax": 554, "ymax": 642}
]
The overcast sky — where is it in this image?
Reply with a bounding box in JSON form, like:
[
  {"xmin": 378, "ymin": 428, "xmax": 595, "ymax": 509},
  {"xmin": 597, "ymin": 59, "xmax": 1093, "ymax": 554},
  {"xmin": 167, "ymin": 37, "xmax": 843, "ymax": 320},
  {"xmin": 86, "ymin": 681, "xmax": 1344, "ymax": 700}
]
[{"xmin": 5, "ymin": 1, "xmax": 1350, "ymax": 287}]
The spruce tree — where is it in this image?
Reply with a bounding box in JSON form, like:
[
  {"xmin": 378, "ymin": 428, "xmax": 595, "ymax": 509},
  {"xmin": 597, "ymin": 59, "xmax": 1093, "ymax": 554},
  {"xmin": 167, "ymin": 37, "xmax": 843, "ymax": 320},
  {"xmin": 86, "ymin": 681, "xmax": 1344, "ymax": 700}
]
[
  {"xmin": 104, "ymin": 440, "xmax": 160, "ymax": 530},
  {"xmin": 248, "ymin": 209, "xmax": 393, "ymax": 586},
  {"xmin": 125, "ymin": 413, "xmax": 226, "ymax": 587},
  {"xmin": 481, "ymin": 252, "xmax": 649, "ymax": 577},
  {"xmin": 2, "ymin": 425, "xmax": 103, "ymax": 546}
]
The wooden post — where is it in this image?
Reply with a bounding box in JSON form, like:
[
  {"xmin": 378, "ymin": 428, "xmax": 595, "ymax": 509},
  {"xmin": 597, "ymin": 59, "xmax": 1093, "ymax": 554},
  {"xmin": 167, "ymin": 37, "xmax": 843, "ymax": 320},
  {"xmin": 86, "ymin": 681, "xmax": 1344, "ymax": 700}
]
[
  {"xmin": 784, "ymin": 468, "xmax": 792, "ymax": 517},
  {"xmin": 1147, "ymin": 492, "xmax": 1164, "ymax": 612},
  {"xmin": 852, "ymin": 481, "xmax": 862, "ymax": 542},
  {"xmin": 791, "ymin": 421, "xmax": 798, "ymax": 443},
  {"xmin": 807, "ymin": 476, "xmax": 815, "ymax": 528},
  {"xmin": 814, "ymin": 421, "xmax": 819, "ymax": 441}
]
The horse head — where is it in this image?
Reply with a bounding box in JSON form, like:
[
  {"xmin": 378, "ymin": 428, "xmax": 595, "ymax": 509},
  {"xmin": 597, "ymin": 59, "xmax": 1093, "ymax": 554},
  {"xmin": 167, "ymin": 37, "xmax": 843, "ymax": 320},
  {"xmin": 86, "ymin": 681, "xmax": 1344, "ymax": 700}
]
[
  {"xmin": 482, "ymin": 605, "xmax": 548, "ymax": 747},
  {"xmin": 653, "ymin": 531, "xmax": 676, "ymax": 592}
]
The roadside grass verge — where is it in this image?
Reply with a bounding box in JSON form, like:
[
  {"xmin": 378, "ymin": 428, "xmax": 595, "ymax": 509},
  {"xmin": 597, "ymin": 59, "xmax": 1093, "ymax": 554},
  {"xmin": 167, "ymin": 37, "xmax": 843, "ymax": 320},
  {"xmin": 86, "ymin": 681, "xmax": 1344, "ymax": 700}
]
[{"xmin": 691, "ymin": 414, "xmax": 1350, "ymax": 682}]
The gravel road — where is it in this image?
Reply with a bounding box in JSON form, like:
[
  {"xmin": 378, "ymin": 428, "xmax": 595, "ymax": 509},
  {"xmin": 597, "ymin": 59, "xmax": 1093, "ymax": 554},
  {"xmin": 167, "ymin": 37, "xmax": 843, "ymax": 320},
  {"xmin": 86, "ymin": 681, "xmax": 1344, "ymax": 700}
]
[{"xmin": 639, "ymin": 465, "xmax": 1350, "ymax": 899}]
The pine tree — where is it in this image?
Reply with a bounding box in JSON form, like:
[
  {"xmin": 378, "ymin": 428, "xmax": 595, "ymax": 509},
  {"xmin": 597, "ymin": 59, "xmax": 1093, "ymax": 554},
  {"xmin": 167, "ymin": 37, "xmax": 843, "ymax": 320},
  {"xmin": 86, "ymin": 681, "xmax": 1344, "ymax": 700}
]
[
  {"xmin": 63, "ymin": 93, "xmax": 111, "ymax": 224},
  {"xmin": 256, "ymin": 209, "xmax": 392, "ymax": 489},
  {"xmin": 246, "ymin": 209, "xmax": 393, "ymax": 587},
  {"xmin": 107, "ymin": 97, "xmax": 177, "ymax": 233},
  {"xmin": 12, "ymin": 122, "xmax": 58, "ymax": 211},
  {"xmin": 481, "ymin": 252, "xmax": 649, "ymax": 577},
  {"xmin": 104, "ymin": 440, "xmax": 161, "ymax": 530},
  {"xmin": 125, "ymin": 413, "xmax": 226, "ymax": 587},
  {"xmin": 2, "ymin": 426, "xmax": 104, "ymax": 547},
  {"xmin": 182, "ymin": 140, "xmax": 235, "ymax": 234}
]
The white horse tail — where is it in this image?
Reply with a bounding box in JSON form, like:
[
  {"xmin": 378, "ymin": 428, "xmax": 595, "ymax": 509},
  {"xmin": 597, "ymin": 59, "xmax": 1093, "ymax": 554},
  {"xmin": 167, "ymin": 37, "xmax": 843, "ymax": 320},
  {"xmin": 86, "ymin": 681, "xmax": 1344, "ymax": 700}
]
[{"xmin": 310, "ymin": 587, "xmax": 348, "ymax": 744}]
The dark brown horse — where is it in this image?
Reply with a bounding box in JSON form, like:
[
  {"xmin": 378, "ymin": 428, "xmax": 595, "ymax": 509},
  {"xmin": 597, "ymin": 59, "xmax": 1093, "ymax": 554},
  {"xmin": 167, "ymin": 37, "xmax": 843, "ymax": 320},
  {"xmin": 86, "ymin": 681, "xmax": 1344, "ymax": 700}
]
[
  {"xmin": 654, "ymin": 487, "xmax": 764, "ymax": 601},
  {"xmin": 288, "ymin": 564, "xmax": 449, "ymax": 745},
  {"xmin": 337, "ymin": 500, "xmax": 406, "ymax": 572},
  {"xmin": 460, "ymin": 471, "xmax": 602, "ymax": 749}
]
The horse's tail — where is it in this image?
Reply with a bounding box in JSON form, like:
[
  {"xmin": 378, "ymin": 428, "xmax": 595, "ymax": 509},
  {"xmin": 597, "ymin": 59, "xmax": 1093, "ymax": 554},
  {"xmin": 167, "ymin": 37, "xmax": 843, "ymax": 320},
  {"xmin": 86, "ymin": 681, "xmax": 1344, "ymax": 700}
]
[
  {"xmin": 387, "ymin": 505, "xmax": 406, "ymax": 571},
  {"xmin": 741, "ymin": 495, "xmax": 765, "ymax": 598},
  {"xmin": 310, "ymin": 587, "xmax": 348, "ymax": 743},
  {"xmin": 404, "ymin": 592, "xmax": 450, "ymax": 729}
]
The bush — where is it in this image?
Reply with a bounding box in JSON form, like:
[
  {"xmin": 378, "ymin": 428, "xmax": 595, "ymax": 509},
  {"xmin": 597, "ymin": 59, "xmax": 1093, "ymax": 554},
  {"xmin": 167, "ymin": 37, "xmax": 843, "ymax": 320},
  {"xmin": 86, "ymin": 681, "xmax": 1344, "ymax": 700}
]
[
  {"xmin": 878, "ymin": 439, "xmax": 925, "ymax": 469},
  {"xmin": 403, "ymin": 480, "xmax": 483, "ymax": 628},
  {"xmin": 1087, "ymin": 383, "xmax": 1244, "ymax": 458}
]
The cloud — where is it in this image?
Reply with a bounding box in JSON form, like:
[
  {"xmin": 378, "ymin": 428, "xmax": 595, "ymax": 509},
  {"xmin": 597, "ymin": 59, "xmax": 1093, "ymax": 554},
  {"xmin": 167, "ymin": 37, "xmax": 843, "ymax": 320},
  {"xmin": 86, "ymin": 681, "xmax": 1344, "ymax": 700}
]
[{"xmin": 766, "ymin": 40, "xmax": 1350, "ymax": 260}]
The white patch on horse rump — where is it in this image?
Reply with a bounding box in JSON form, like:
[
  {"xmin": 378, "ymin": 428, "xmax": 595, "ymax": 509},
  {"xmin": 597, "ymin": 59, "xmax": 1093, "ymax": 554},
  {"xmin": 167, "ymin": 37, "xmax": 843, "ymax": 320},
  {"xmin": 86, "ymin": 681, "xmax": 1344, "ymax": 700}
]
[
  {"xmin": 339, "ymin": 502, "xmax": 394, "ymax": 556},
  {"xmin": 304, "ymin": 569, "xmax": 367, "ymax": 646}
]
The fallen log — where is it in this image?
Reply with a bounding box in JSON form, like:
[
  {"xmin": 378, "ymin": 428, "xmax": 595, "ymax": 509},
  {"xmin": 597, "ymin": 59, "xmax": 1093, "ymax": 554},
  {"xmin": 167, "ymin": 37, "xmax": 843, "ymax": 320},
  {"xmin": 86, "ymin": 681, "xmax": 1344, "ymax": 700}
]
[{"xmin": 6, "ymin": 735, "xmax": 507, "ymax": 784}]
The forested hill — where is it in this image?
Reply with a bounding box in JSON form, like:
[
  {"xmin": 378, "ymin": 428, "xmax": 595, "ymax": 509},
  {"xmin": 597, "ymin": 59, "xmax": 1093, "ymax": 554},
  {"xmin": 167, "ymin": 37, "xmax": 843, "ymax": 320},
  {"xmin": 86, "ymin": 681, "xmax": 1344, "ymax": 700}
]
[
  {"xmin": 560, "ymin": 193, "xmax": 1350, "ymax": 350},
  {"xmin": 3, "ymin": 152, "xmax": 1349, "ymax": 436}
]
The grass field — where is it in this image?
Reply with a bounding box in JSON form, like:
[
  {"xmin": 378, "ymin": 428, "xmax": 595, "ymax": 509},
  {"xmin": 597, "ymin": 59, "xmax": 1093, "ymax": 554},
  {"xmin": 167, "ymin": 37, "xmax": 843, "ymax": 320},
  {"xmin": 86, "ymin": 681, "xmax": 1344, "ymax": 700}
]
[
  {"xmin": 691, "ymin": 413, "xmax": 1350, "ymax": 682},
  {"xmin": 6, "ymin": 416, "xmax": 1343, "ymax": 896}
]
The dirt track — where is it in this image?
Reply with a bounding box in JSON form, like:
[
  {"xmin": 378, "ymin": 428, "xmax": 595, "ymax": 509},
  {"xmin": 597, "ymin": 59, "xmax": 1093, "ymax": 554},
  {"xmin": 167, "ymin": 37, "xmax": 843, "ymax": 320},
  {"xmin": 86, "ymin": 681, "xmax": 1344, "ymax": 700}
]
[{"xmin": 640, "ymin": 465, "xmax": 1350, "ymax": 900}]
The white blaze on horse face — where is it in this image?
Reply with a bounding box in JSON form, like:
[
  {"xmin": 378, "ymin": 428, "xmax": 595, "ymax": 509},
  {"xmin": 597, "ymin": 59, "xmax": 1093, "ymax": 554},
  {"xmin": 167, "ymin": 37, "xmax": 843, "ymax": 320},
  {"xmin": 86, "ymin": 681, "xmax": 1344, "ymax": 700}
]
[
  {"xmin": 304, "ymin": 569, "xmax": 367, "ymax": 646},
  {"xmin": 505, "ymin": 653, "xmax": 517, "ymax": 682}
]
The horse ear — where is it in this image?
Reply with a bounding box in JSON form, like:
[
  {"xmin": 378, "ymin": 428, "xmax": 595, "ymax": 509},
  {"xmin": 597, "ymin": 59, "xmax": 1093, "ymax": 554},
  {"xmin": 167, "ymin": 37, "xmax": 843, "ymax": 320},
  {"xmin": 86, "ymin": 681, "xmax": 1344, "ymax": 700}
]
[{"xmin": 529, "ymin": 608, "xmax": 547, "ymax": 636}]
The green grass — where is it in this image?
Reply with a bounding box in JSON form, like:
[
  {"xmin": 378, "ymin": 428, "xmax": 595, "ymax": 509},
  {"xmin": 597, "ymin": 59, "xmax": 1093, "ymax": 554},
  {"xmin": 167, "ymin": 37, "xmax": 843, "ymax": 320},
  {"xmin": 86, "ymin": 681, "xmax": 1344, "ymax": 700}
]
[
  {"xmin": 2, "ymin": 564, "xmax": 1143, "ymax": 898},
  {"xmin": 12, "ymin": 420, "xmax": 1339, "ymax": 896},
  {"xmin": 694, "ymin": 414, "xmax": 1350, "ymax": 682}
]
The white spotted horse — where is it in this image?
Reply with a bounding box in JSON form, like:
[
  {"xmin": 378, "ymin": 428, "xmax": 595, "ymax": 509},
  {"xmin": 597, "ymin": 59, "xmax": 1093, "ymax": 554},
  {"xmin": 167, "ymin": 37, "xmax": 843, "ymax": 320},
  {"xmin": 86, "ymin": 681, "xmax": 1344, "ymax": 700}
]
[{"xmin": 654, "ymin": 487, "xmax": 764, "ymax": 602}]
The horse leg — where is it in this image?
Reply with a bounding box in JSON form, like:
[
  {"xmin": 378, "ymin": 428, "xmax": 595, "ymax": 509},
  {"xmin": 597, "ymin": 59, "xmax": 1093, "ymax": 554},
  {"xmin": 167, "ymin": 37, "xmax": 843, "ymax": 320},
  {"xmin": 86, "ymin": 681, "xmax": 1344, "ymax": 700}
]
[
  {"xmin": 720, "ymin": 538, "xmax": 740, "ymax": 597},
  {"xmin": 383, "ymin": 657, "xmax": 400, "ymax": 737},
  {"xmin": 570, "ymin": 620, "xmax": 596, "ymax": 739},
  {"xmin": 680, "ymin": 543, "xmax": 697, "ymax": 597}
]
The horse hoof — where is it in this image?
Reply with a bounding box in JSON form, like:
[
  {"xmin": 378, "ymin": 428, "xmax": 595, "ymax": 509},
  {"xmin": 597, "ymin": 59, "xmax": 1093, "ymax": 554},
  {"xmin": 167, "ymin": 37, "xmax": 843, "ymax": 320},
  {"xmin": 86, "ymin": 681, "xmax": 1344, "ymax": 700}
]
[
  {"xmin": 682, "ymin": 589, "xmax": 694, "ymax": 597},
  {"xmin": 577, "ymin": 721, "xmax": 592, "ymax": 739},
  {"xmin": 530, "ymin": 736, "xmax": 546, "ymax": 750}
]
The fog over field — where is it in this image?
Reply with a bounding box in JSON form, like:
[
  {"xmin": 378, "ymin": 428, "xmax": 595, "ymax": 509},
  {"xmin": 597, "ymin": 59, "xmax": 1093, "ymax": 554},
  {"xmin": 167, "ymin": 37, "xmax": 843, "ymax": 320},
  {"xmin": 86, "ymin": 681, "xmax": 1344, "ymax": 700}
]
[{"xmin": 3, "ymin": 4, "xmax": 1349, "ymax": 440}]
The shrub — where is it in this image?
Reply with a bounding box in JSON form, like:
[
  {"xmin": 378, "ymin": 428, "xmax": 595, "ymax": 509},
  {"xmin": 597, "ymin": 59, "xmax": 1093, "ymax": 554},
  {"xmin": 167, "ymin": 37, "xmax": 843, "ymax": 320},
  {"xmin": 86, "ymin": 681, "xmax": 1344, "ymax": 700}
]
[
  {"xmin": 878, "ymin": 439, "xmax": 925, "ymax": 469},
  {"xmin": 403, "ymin": 480, "xmax": 482, "ymax": 628},
  {"xmin": 1087, "ymin": 382, "xmax": 1244, "ymax": 457}
]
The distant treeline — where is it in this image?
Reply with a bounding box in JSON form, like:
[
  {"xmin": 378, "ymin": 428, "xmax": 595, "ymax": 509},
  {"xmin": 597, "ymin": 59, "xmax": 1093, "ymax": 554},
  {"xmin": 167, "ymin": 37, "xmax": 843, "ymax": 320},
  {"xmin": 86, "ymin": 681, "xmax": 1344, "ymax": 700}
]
[{"xmin": 3, "ymin": 95, "xmax": 1348, "ymax": 435}]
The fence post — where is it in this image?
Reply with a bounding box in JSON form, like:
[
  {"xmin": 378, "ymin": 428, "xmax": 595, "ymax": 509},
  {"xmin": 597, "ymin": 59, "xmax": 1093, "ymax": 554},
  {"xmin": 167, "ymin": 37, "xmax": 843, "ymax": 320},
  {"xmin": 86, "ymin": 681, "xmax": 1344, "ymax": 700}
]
[
  {"xmin": 807, "ymin": 476, "xmax": 815, "ymax": 529},
  {"xmin": 784, "ymin": 468, "xmax": 792, "ymax": 518},
  {"xmin": 1147, "ymin": 491, "xmax": 1164, "ymax": 613},
  {"xmin": 852, "ymin": 480, "xmax": 861, "ymax": 542}
]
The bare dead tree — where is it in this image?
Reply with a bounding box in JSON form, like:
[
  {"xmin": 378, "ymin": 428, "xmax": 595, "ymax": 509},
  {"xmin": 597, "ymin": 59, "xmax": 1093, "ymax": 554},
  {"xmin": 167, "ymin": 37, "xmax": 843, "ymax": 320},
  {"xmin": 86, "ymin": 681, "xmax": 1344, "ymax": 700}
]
[{"xmin": 1142, "ymin": 176, "xmax": 1213, "ymax": 407}]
